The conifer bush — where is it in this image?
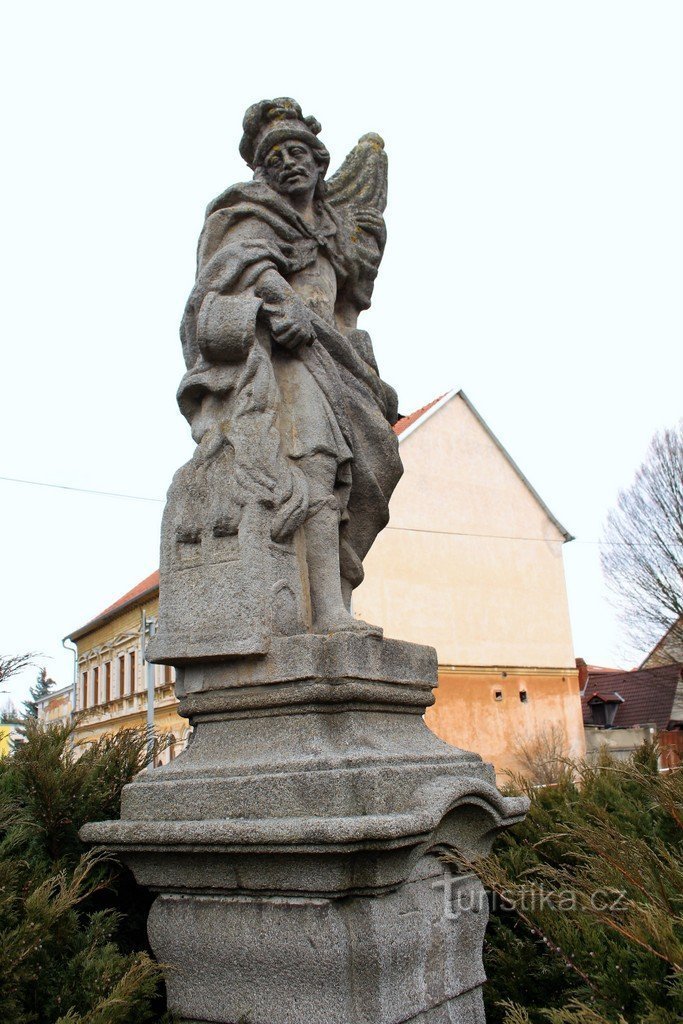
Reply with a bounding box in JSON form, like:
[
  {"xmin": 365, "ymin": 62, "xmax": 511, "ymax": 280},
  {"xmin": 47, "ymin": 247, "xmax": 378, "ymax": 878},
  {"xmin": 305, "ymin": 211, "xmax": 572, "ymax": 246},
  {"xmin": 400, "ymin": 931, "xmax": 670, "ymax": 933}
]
[
  {"xmin": 0, "ymin": 720, "xmax": 171, "ymax": 1023},
  {"xmin": 468, "ymin": 744, "xmax": 683, "ymax": 1024},
  {"xmin": 3, "ymin": 720, "xmax": 680, "ymax": 1023}
]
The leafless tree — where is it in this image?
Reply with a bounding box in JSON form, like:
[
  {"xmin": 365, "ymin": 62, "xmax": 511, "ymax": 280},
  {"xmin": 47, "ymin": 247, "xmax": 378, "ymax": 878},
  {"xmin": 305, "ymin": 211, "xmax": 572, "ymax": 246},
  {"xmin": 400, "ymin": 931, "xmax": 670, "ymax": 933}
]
[
  {"xmin": 0, "ymin": 652, "xmax": 35, "ymax": 686},
  {"xmin": 601, "ymin": 420, "xmax": 683, "ymax": 659},
  {"xmin": 0, "ymin": 699, "xmax": 20, "ymax": 723}
]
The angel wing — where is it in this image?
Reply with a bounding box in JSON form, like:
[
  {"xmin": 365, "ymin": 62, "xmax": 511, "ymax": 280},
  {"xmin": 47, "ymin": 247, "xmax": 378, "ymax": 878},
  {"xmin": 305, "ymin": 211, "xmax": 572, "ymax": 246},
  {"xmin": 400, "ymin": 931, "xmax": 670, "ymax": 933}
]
[{"xmin": 326, "ymin": 133, "xmax": 388, "ymax": 213}]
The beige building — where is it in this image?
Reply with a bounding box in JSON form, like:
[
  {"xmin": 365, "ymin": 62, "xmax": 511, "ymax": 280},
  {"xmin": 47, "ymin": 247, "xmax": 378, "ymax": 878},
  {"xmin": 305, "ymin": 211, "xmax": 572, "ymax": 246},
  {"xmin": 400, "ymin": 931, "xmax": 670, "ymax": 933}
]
[
  {"xmin": 63, "ymin": 389, "xmax": 584, "ymax": 777},
  {"xmin": 354, "ymin": 390, "xmax": 585, "ymax": 775},
  {"xmin": 35, "ymin": 684, "xmax": 72, "ymax": 727},
  {"xmin": 66, "ymin": 576, "xmax": 188, "ymax": 763}
]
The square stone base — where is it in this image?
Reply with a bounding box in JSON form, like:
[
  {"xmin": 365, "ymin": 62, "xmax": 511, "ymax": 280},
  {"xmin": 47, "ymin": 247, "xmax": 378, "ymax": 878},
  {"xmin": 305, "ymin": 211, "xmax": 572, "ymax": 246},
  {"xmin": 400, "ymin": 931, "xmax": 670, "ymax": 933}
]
[{"xmin": 148, "ymin": 857, "xmax": 488, "ymax": 1024}]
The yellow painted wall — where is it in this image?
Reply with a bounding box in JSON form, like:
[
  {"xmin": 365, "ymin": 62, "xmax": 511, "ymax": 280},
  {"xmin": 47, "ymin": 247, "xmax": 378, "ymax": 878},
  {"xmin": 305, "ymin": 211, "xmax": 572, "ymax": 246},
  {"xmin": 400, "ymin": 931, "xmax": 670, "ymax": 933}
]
[
  {"xmin": 0, "ymin": 725, "xmax": 11, "ymax": 758},
  {"xmin": 79, "ymin": 595, "xmax": 159, "ymax": 660},
  {"xmin": 75, "ymin": 696, "xmax": 189, "ymax": 764},
  {"xmin": 73, "ymin": 594, "xmax": 189, "ymax": 763}
]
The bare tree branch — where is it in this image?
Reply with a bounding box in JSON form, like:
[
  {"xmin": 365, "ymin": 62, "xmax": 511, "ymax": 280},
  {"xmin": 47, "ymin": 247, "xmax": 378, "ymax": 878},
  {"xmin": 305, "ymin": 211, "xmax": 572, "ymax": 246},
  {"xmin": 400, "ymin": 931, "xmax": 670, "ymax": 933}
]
[
  {"xmin": 601, "ymin": 420, "xmax": 683, "ymax": 658},
  {"xmin": 0, "ymin": 653, "xmax": 36, "ymax": 686}
]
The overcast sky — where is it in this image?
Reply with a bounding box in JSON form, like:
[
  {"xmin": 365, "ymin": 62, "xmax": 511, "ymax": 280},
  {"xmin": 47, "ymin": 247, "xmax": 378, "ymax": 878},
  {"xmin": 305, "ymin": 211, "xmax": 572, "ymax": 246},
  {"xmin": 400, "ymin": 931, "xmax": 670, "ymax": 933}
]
[{"xmin": 1, "ymin": 1, "xmax": 681, "ymax": 706}]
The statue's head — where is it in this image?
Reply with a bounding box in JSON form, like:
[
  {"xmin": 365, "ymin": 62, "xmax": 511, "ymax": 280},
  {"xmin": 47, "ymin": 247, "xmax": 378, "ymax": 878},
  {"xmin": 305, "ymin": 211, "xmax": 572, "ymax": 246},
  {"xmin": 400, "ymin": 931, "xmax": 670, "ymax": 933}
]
[{"xmin": 240, "ymin": 98, "xmax": 329, "ymax": 200}]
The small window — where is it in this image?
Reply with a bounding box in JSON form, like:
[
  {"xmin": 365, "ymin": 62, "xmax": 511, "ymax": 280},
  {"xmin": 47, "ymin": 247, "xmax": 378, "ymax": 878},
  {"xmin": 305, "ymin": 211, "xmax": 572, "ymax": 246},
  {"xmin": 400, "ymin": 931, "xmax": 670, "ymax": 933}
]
[
  {"xmin": 104, "ymin": 661, "xmax": 111, "ymax": 703},
  {"xmin": 93, "ymin": 666, "xmax": 99, "ymax": 705},
  {"xmin": 494, "ymin": 690, "xmax": 503, "ymax": 701},
  {"xmin": 519, "ymin": 690, "xmax": 528, "ymax": 703},
  {"xmin": 81, "ymin": 671, "xmax": 88, "ymax": 709},
  {"xmin": 128, "ymin": 651, "xmax": 136, "ymax": 693}
]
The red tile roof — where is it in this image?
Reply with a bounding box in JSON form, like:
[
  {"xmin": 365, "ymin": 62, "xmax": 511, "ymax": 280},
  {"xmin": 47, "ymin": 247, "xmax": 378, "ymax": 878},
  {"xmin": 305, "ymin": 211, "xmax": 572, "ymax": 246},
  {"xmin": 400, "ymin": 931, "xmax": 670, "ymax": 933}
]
[
  {"xmin": 393, "ymin": 393, "xmax": 449, "ymax": 436},
  {"xmin": 582, "ymin": 665, "xmax": 683, "ymax": 731},
  {"xmin": 68, "ymin": 569, "xmax": 159, "ymax": 641},
  {"xmin": 97, "ymin": 570, "xmax": 159, "ymax": 619}
]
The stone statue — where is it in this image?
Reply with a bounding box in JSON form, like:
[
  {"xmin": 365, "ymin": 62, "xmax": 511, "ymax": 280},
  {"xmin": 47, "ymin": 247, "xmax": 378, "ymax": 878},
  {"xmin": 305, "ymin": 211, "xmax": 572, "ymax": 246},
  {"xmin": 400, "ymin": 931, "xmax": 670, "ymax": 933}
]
[
  {"xmin": 84, "ymin": 98, "xmax": 528, "ymax": 1024},
  {"xmin": 153, "ymin": 98, "xmax": 403, "ymax": 659}
]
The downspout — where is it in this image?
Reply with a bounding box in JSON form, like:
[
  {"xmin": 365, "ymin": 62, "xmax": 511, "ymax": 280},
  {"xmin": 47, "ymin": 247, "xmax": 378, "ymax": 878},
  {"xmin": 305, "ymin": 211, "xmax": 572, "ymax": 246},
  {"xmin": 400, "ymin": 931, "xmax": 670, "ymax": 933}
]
[
  {"xmin": 62, "ymin": 635, "xmax": 78, "ymax": 742},
  {"xmin": 141, "ymin": 610, "xmax": 157, "ymax": 770}
]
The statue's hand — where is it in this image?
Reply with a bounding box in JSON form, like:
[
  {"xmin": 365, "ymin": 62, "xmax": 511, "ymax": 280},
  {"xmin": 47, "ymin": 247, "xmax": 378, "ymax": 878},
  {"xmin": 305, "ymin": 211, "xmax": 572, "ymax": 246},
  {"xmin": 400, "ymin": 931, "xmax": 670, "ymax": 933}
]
[{"xmin": 259, "ymin": 285, "xmax": 317, "ymax": 351}]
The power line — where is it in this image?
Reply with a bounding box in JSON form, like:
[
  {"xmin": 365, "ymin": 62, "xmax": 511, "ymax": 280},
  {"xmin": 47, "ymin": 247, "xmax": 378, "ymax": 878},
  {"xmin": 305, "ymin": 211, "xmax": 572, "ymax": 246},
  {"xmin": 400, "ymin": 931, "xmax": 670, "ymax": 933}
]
[
  {"xmin": 0, "ymin": 475, "xmax": 162, "ymax": 503},
  {"xmin": 385, "ymin": 526, "xmax": 656, "ymax": 547},
  {"xmin": 0, "ymin": 473, "xmax": 665, "ymax": 547}
]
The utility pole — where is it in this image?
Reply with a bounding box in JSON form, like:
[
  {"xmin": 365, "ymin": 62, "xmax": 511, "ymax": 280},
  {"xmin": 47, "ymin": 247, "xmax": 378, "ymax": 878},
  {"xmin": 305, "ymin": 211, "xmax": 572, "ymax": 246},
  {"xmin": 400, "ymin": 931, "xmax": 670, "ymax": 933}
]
[{"xmin": 141, "ymin": 611, "xmax": 157, "ymax": 770}]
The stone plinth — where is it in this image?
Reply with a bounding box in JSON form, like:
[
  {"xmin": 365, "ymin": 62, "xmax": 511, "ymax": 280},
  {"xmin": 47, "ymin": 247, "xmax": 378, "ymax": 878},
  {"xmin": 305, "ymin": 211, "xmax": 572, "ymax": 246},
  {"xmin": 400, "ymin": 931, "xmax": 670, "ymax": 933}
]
[{"xmin": 82, "ymin": 635, "xmax": 527, "ymax": 1023}]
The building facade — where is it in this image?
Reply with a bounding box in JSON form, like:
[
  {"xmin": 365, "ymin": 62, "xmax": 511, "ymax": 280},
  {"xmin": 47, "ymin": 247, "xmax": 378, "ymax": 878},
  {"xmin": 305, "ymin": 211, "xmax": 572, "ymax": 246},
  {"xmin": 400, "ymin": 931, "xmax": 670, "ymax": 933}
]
[
  {"xmin": 65, "ymin": 575, "xmax": 189, "ymax": 763},
  {"xmin": 581, "ymin": 663, "xmax": 683, "ymax": 769},
  {"xmin": 354, "ymin": 391, "xmax": 584, "ymax": 775},
  {"xmin": 64, "ymin": 390, "xmax": 584, "ymax": 778},
  {"xmin": 34, "ymin": 685, "xmax": 72, "ymax": 727}
]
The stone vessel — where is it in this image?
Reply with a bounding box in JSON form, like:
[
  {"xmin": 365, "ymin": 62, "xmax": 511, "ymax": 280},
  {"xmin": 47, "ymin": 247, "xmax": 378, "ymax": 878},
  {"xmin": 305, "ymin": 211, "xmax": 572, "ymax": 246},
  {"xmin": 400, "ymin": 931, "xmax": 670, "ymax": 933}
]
[{"xmin": 81, "ymin": 98, "xmax": 527, "ymax": 1023}]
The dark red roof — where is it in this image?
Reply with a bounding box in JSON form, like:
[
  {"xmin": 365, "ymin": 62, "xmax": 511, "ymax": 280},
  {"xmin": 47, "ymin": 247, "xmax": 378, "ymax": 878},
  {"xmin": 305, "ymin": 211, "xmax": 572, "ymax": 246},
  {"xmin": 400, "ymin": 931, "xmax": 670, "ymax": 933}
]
[
  {"xmin": 582, "ymin": 665, "xmax": 683, "ymax": 731},
  {"xmin": 587, "ymin": 691, "xmax": 624, "ymax": 705}
]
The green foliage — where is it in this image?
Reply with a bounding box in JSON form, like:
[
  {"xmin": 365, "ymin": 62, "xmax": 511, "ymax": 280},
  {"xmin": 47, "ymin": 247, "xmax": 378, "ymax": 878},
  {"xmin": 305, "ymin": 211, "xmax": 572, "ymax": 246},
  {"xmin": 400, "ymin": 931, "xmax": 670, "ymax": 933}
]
[
  {"xmin": 0, "ymin": 719, "xmax": 172, "ymax": 1023},
  {"xmin": 22, "ymin": 666, "xmax": 57, "ymax": 720},
  {"xmin": 465, "ymin": 744, "xmax": 683, "ymax": 1024}
]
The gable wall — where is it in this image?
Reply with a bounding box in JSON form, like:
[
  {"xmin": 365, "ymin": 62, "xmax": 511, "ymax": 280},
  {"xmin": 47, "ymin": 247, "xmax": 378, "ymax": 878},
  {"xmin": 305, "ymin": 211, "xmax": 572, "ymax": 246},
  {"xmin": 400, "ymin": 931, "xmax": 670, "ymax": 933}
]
[{"xmin": 354, "ymin": 395, "xmax": 576, "ymax": 668}]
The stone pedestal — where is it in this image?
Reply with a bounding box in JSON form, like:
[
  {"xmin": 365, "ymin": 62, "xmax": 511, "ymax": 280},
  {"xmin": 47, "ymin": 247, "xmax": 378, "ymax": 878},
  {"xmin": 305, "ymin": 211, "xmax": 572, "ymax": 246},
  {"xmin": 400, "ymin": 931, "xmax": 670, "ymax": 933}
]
[{"xmin": 82, "ymin": 634, "xmax": 527, "ymax": 1023}]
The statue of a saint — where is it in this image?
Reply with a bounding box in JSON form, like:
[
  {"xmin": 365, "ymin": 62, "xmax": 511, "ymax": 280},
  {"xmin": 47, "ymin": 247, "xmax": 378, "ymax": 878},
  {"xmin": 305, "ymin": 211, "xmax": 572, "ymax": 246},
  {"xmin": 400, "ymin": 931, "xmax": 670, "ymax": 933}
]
[
  {"xmin": 86, "ymin": 100, "xmax": 528, "ymax": 1024},
  {"xmin": 154, "ymin": 98, "xmax": 403, "ymax": 658}
]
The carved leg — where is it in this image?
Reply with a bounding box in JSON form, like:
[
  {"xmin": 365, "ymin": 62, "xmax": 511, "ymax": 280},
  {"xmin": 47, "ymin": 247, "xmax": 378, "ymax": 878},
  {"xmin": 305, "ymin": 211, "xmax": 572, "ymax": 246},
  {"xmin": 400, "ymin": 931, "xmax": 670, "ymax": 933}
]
[
  {"xmin": 304, "ymin": 503, "xmax": 373, "ymax": 634},
  {"xmin": 296, "ymin": 453, "xmax": 381, "ymax": 635}
]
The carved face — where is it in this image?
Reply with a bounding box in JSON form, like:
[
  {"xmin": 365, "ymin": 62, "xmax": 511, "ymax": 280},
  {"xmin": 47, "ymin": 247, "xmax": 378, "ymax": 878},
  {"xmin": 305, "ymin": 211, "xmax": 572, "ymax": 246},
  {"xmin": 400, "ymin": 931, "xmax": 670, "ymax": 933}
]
[{"xmin": 261, "ymin": 139, "xmax": 319, "ymax": 198}]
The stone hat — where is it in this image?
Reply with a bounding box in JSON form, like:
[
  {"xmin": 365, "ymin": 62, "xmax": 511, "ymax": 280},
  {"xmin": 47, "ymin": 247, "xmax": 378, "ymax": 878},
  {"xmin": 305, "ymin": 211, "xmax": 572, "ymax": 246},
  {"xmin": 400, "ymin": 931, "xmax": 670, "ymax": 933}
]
[{"xmin": 239, "ymin": 97, "xmax": 330, "ymax": 173}]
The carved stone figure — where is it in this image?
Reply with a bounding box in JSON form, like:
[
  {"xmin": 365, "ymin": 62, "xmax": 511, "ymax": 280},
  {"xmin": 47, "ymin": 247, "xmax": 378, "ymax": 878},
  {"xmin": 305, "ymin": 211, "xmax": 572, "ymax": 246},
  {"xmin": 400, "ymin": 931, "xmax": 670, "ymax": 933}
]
[
  {"xmin": 153, "ymin": 99, "xmax": 402, "ymax": 660},
  {"xmin": 83, "ymin": 99, "xmax": 528, "ymax": 1024}
]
